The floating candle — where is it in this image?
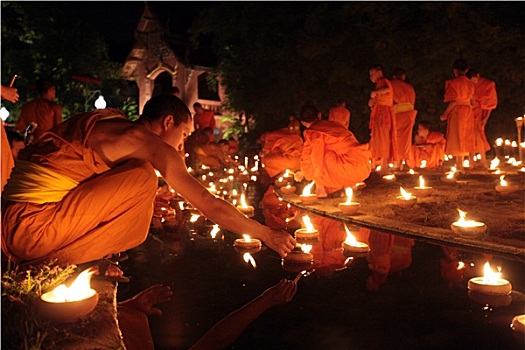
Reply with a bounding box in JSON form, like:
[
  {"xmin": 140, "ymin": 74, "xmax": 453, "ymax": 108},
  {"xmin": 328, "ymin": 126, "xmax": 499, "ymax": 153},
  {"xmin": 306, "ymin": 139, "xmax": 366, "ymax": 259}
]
[
  {"xmin": 236, "ymin": 194, "xmax": 254, "ymax": 217},
  {"xmin": 280, "ymin": 184, "xmax": 297, "ymax": 194},
  {"xmin": 468, "ymin": 262, "xmax": 512, "ymax": 295},
  {"xmin": 382, "ymin": 174, "xmax": 396, "ymax": 182},
  {"xmin": 283, "ymin": 244, "xmax": 313, "ymax": 264},
  {"xmin": 413, "ymin": 175, "xmax": 433, "ymax": 197},
  {"xmin": 511, "ymin": 315, "xmax": 525, "ymax": 335},
  {"xmin": 396, "ymin": 187, "xmax": 417, "ymax": 208},
  {"xmin": 299, "ymin": 181, "xmax": 318, "ymax": 204},
  {"xmin": 495, "ymin": 175, "xmax": 518, "ymax": 194},
  {"xmin": 294, "ymin": 215, "xmax": 319, "ymax": 241},
  {"xmin": 451, "ymin": 209, "xmax": 486, "ymax": 237},
  {"xmin": 234, "ymin": 234, "xmax": 262, "ymax": 250},
  {"xmin": 338, "ymin": 187, "xmax": 361, "ymax": 215},
  {"xmin": 342, "ymin": 224, "xmax": 370, "ymax": 254}
]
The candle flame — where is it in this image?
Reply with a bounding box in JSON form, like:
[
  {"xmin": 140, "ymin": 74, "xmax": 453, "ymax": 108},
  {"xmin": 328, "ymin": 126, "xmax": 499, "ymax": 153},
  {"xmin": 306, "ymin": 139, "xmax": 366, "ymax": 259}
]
[
  {"xmin": 210, "ymin": 224, "xmax": 220, "ymax": 238},
  {"xmin": 499, "ymin": 175, "xmax": 507, "ymax": 186},
  {"xmin": 418, "ymin": 176, "xmax": 425, "ymax": 188},
  {"xmin": 343, "ymin": 224, "xmax": 358, "ymax": 246},
  {"xmin": 154, "ymin": 169, "xmax": 162, "ymax": 177},
  {"xmin": 242, "ymin": 234, "xmax": 252, "ymax": 242},
  {"xmin": 446, "ymin": 171, "xmax": 455, "ymax": 179},
  {"xmin": 490, "ymin": 157, "xmax": 500, "ymax": 170},
  {"xmin": 482, "ymin": 262, "xmax": 502, "ymax": 284},
  {"xmin": 463, "ymin": 159, "xmax": 470, "ymax": 168},
  {"xmin": 284, "ymin": 169, "xmax": 294, "ymax": 176},
  {"xmin": 277, "ymin": 176, "xmax": 284, "ymax": 183},
  {"xmin": 344, "ymin": 187, "xmax": 354, "ymax": 204},
  {"xmin": 43, "ymin": 267, "xmax": 96, "ymax": 302},
  {"xmin": 410, "ymin": 168, "xmax": 417, "ymax": 174},
  {"xmin": 243, "ymin": 253, "xmax": 257, "ymax": 268},
  {"xmin": 400, "ymin": 187, "xmax": 412, "ymax": 200},
  {"xmin": 495, "ymin": 138, "xmax": 503, "ymax": 146},
  {"xmin": 505, "ymin": 139, "xmax": 511, "ymax": 146},
  {"xmin": 457, "ymin": 261, "xmax": 465, "ymax": 270},
  {"xmin": 302, "ymin": 181, "xmax": 315, "ymax": 195},
  {"xmin": 375, "ymin": 165, "xmax": 381, "ymax": 172},
  {"xmin": 455, "ymin": 209, "xmax": 480, "ymax": 227},
  {"xmin": 190, "ymin": 214, "xmax": 200, "ymax": 223},
  {"xmin": 302, "ymin": 215, "xmax": 315, "ymax": 232},
  {"xmin": 300, "ymin": 244, "xmax": 312, "ymax": 253},
  {"xmin": 240, "ymin": 193, "xmax": 249, "ymax": 208},
  {"xmin": 512, "ymin": 141, "xmax": 517, "ymax": 147},
  {"xmin": 383, "ymin": 174, "xmax": 396, "ymax": 180},
  {"xmin": 178, "ymin": 201, "xmax": 185, "ymax": 210}
]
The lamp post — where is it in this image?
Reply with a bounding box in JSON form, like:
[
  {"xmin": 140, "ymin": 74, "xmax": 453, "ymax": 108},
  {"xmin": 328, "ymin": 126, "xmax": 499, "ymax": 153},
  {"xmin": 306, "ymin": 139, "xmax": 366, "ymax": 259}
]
[
  {"xmin": 0, "ymin": 107, "xmax": 9, "ymax": 122},
  {"xmin": 85, "ymin": 90, "xmax": 107, "ymax": 111},
  {"xmin": 516, "ymin": 116, "xmax": 524, "ymax": 162}
]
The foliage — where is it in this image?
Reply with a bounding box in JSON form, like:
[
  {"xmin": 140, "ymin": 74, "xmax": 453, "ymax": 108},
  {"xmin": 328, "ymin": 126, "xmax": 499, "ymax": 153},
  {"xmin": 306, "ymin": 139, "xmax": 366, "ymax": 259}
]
[
  {"xmin": 120, "ymin": 96, "xmax": 140, "ymax": 121},
  {"xmin": 219, "ymin": 114, "xmax": 244, "ymax": 140},
  {"xmin": 2, "ymin": 260, "xmax": 77, "ymax": 349},
  {"xmin": 190, "ymin": 3, "xmax": 525, "ymax": 143}
]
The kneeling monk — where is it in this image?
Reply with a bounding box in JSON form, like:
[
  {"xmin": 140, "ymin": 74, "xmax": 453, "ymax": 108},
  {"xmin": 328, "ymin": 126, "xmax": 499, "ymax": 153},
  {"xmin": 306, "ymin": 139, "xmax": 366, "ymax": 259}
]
[
  {"xmin": 298, "ymin": 105, "xmax": 371, "ymax": 196},
  {"xmin": 2, "ymin": 95, "xmax": 296, "ymax": 267}
]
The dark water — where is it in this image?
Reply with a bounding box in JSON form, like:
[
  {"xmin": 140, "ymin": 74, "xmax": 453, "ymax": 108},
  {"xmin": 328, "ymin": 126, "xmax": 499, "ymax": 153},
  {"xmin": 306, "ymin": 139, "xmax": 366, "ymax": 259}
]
[{"xmin": 118, "ymin": 205, "xmax": 525, "ymax": 350}]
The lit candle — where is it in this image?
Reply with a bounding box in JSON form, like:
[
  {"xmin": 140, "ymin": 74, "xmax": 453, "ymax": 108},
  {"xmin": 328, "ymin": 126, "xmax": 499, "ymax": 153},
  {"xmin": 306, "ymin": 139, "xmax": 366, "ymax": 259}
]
[
  {"xmin": 413, "ymin": 175, "xmax": 433, "ymax": 197},
  {"xmin": 275, "ymin": 176, "xmax": 287, "ymax": 187},
  {"xmin": 283, "ymin": 244, "xmax": 313, "ymax": 264},
  {"xmin": 237, "ymin": 194, "xmax": 254, "ymax": 217},
  {"xmin": 489, "ymin": 157, "xmax": 500, "ymax": 171},
  {"xmin": 210, "ymin": 224, "xmax": 220, "ymax": 239},
  {"xmin": 511, "ymin": 315, "xmax": 525, "ymax": 335},
  {"xmin": 468, "ymin": 262, "xmax": 512, "ymax": 295},
  {"xmin": 494, "ymin": 138, "xmax": 504, "ymax": 158},
  {"xmin": 382, "ymin": 174, "xmax": 396, "ymax": 182},
  {"xmin": 396, "ymin": 187, "xmax": 417, "ymax": 208},
  {"xmin": 234, "ymin": 234, "xmax": 262, "ymax": 249},
  {"xmin": 39, "ymin": 268, "xmax": 99, "ymax": 323},
  {"xmin": 299, "ymin": 181, "xmax": 318, "ymax": 204},
  {"xmin": 495, "ymin": 175, "xmax": 518, "ymax": 194},
  {"xmin": 280, "ymin": 184, "xmax": 297, "ymax": 194},
  {"xmin": 504, "ymin": 139, "xmax": 512, "ymax": 158},
  {"xmin": 342, "ymin": 224, "xmax": 370, "ymax": 254},
  {"xmin": 294, "ymin": 215, "xmax": 319, "ymax": 241},
  {"xmin": 441, "ymin": 166, "xmax": 457, "ymax": 183},
  {"xmin": 338, "ymin": 187, "xmax": 361, "ymax": 215},
  {"xmin": 243, "ymin": 252, "xmax": 257, "ymax": 269},
  {"xmin": 451, "ymin": 209, "xmax": 486, "ymax": 237}
]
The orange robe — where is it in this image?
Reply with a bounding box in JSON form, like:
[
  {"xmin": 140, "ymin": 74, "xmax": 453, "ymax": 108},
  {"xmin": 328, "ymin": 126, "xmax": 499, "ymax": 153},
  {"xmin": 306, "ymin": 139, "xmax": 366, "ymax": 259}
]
[
  {"xmin": 443, "ymin": 76, "xmax": 475, "ymax": 156},
  {"xmin": 472, "ymin": 77, "xmax": 497, "ymax": 152},
  {"xmin": 260, "ymin": 128, "xmax": 303, "ymax": 178},
  {"xmin": 408, "ymin": 131, "xmax": 446, "ymax": 168},
  {"xmin": 1, "ymin": 123, "xmax": 14, "ymax": 192},
  {"xmin": 391, "ymin": 79, "xmax": 417, "ymax": 161},
  {"xmin": 301, "ymin": 120, "xmax": 371, "ymax": 194},
  {"xmin": 369, "ymin": 78, "xmax": 398, "ymax": 161},
  {"xmin": 16, "ymin": 97, "xmax": 62, "ymax": 142},
  {"xmin": 328, "ymin": 105, "xmax": 350, "ymax": 129},
  {"xmin": 194, "ymin": 109, "xmax": 216, "ymax": 131},
  {"xmin": 259, "ymin": 186, "xmax": 300, "ymax": 231},
  {"xmin": 2, "ymin": 108, "xmax": 157, "ymax": 266}
]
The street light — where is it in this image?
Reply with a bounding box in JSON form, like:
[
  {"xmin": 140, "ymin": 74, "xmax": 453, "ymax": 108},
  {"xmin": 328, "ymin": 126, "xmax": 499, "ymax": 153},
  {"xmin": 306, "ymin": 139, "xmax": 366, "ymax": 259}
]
[
  {"xmin": 94, "ymin": 95, "xmax": 107, "ymax": 109},
  {"xmin": 0, "ymin": 106, "xmax": 9, "ymax": 121},
  {"xmin": 85, "ymin": 90, "xmax": 107, "ymax": 111}
]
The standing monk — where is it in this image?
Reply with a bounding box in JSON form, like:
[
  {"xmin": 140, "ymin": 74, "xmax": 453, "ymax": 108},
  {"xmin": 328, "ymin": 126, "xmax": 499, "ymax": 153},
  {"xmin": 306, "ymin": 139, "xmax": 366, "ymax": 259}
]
[
  {"xmin": 328, "ymin": 99, "xmax": 351, "ymax": 129},
  {"xmin": 16, "ymin": 79, "xmax": 62, "ymax": 142},
  {"xmin": 368, "ymin": 64, "xmax": 397, "ymax": 171},
  {"xmin": 391, "ymin": 68, "xmax": 417, "ymax": 171},
  {"xmin": 193, "ymin": 102, "xmax": 216, "ymax": 132},
  {"xmin": 466, "ymin": 69, "xmax": 498, "ymax": 169},
  {"xmin": 439, "ymin": 59, "xmax": 475, "ymax": 170},
  {"xmin": 2, "ymin": 95, "xmax": 296, "ymax": 270}
]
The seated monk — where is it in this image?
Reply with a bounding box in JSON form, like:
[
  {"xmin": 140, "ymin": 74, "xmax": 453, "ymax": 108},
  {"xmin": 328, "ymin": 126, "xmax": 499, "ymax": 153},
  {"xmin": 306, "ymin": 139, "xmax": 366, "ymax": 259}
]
[
  {"xmin": 258, "ymin": 125, "xmax": 303, "ymax": 179},
  {"xmin": 408, "ymin": 120, "xmax": 446, "ymax": 169},
  {"xmin": 185, "ymin": 129, "xmax": 237, "ymax": 169},
  {"xmin": 1, "ymin": 95, "xmax": 296, "ymax": 271},
  {"xmin": 297, "ymin": 105, "xmax": 371, "ymax": 197}
]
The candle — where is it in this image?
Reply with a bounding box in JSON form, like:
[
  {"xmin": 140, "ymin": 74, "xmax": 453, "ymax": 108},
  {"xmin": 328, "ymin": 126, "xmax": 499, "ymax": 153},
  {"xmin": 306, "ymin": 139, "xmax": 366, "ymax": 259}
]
[
  {"xmin": 396, "ymin": 187, "xmax": 417, "ymax": 208},
  {"xmin": 243, "ymin": 252, "xmax": 257, "ymax": 269},
  {"xmin": 468, "ymin": 262, "xmax": 512, "ymax": 295},
  {"xmin": 234, "ymin": 234, "xmax": 262, "ymax": 250},
  {"xmin": 294, "ymin": 215, "xmax": 319, "ymax": 241},
  {"xmin": 338, "ymin": 187, "xmax": 361, "ymax": 215},
  {"xmin": 280, "ymin": 184, "xmax": 297, "ymax": 194},
  {"xmin": 451, "ymin": 209, "xmax": 486, "ymax": 237},
  {"xmin": 275, "ymin": 176, "xmax": 288, "ymax": 187},
  {"xmin": 504, "ymin": 139, "xmax": 512, "ymax": 158},
  {"xmin": 210, "ymin": 224, "xmax": 221, "ymax": 239},
  {"xmin": 299, "ymin": 181, "xmax": 318, "ymax": 204},
  {"xmin": 494, "ymin": 138, "xmax": 504, "ymax": 158},
  {"xmin": 382, "ymin": 174, "xmax": 396, "ymax": 182},
  {"xmin": 511, "ymin": 315, "xmax": 525, "ymax": 335},
  {"xmin": 352, "ymin": 182, "xmax": 367, "ymax": 190},
  {"xmin": 413, "ymin": 175, "xmax": 433, "ymax": 197},
  {"xmin": 342, "ymin": 224, "xmax": 370, "ymax": 254},
  {"xmin": 38, "ymin": 268, "xmax": 99, "ymax": 323},
  {"xmin": 236, "ymin": 194, "xmax": 254, "ymax": 217},
  {"xmin": 495, "ymin": 175, "xmax": 518, "ymax": 194},
  {"xmin": 283, "ymin": 244, "xmax": 314, "ymax": 264},
  {"xmin": 441, "ymin": 166, "xmax": 457, "ymax": 183}
]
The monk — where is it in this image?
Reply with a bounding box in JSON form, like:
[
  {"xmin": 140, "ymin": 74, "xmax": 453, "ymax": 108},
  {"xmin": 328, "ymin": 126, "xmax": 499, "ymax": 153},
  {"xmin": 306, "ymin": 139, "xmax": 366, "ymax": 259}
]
[
  {"xmin": 298, "ymin": 104, "xmax": 371, "ymax": 197},
  {"xmin": 2, "ymin": 95, "xmax": 296, "ymax": 270},
  {"xmin": 368, "ymin": 64, "xmax": 398, "ymax": 171},
  {"xmin": 328, "ymin": 99, "xmax": 351, "ymax": 129},
  {"xmin": 16, "ymin": 79, "xmax": 62, "ymax": 142},
  {"xmin": 193, "ymin": 102, "xmax": 216, "ymax": 132},
  {"xmin": 467, "ymin": 69, "xmax": 498, "ymax": 169},
  {"xmin": 259, "ymin": 126, "xmax": 303, "ymax": 179},
  {"xmin": 408, "ymin": 121, "xmax": 446, "ymax": 169},
  {"xmin": 391, "ymin": 68, "xmax": 417, "ymax": 170},
  {"xmin": 1, "ymin": 84, "xmax": 19, "ymax": 192},
  {"xmin": 439, "ymin": 59, "xmax": 475, "ymax": 170}
]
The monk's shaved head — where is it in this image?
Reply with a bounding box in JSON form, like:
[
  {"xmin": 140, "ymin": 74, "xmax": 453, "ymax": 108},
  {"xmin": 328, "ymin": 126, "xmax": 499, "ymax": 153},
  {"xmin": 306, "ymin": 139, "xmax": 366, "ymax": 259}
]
[{"xmin": 140, "ymin": 94, "xmax": 191, "ymax": 126}]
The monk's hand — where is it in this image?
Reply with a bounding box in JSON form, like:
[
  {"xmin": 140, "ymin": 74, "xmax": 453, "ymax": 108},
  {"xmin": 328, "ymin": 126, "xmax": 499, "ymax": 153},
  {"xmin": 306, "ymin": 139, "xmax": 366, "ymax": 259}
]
[
  {"xmin": 119, "ymin": 284, "xmax": 173, "ymax": 316},
  {"xmin": 264, "ymin": 228, "xmax": 296, "ymax": 258},
  {"xmin": 439, "ymin": 114, "xmax": 447, "ymax": 121},
  {"xmin": 261, "ymin": 279, "xmax": 297, "ymax": 306},
  {"xmin": 294, "ymin": 171, "xmax": 304, "ymax": 182}
]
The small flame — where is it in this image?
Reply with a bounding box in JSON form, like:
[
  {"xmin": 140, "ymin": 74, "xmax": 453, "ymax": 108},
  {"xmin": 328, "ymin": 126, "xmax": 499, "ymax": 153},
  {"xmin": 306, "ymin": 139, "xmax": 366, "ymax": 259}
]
[
  {"xmin": 242, "ymin": 234, "xmax": 252, "ymax": 242},
  {"xmin": 277, "ymin": 176, "xmax": 284, "ymax": 183},
  {"xmin": 232, "ymin": 189, "xmax": 238, "ymax": 197},
  {"xmin": 504, "ymin": 139, "xmax": 511, "ymax": 146},
  {"xmin": 302, "ymin": 181, "xmax": 315, "ymax": 196},
  {"xmin": 284, "ymin": 169, "xmax": 294, "ymax": 177},
  {"xmin": 344, "ymin": 224, "xmax": 358, "ymax": 246},
  {"xmin": 302, "ymin": 215, "xmax": 315, "ymax": 232},
  {"xmin": 285, "ymin": 184, "xmax": 292, "ymax": 189},
  {"xmin": 507, "ymin": 157, "xmax": 516, "ymax": 164},
  {"xmin": 240, "ymin": 193, "xmax": 250, "ymax": 208},
  {"xmin": 499, "ymin": 175, "xmax": 507, "ymax": 186},
  {"xmin": 463, "ymin": 159, "xmax": 470, "ymax": 168},
  {"xmin": 187, "ymin": 167, "xmax": 193, "ymax": 173},
  {"xmin": 384, "ymin": 174, "xmax": 396, "ymax": 180},
  {"xmin": 243, "ymin": 253, "xmax": 256, "ymax": 268},
  {"xmin": 512, "ymin": 141, "xmax": 518, "ymax": 147},
  {"xmin": 210, "ymin": 224, "xmax": 220, "ymax": 238},
  {"xmin": 418, "ymin": 176, "xmax": 425, "ymax": 188},
  {"xmin": 420, "ymin": 160, "xmax": 427, "ymax": 168},
  {"xmin": 178, "ymin": 201, "xmax": 185, "ymax": 210},
  {"xmin": 300, "ymin": 244, "xmax": 312, "ymax": 253},
  {"xmin": 154, "ymin": 169, "xmax": 162, "ymax": 178},
  {"xmin": 457, "ymin": 261, "xmax": 465, "ymax": 270},
  {"xmin": 495, "ymin": 138, "xmax": 503, "ymax": 146},
  {"xmin": 455, "ymin": 209, "xmax": 480, "ymax": 227},
  {"xmin": 446, "ymin": 171, "xmax": 455, "ymax": 179},
  {"xmin": 375, "ymin": 165, "xmax": 381, "ymax": 172},
  {"xmin": 43, "ymin": 267, "xmax": 96, "ymax": 302},
  {"xmin": 409, "ymin": 168, "xmax": 416, "ymax": 174},
  {"xmin": 344, "ymin": 187, "xmax": 354, "ymax": 204},
  {"xmin": 400, "ymin": 187, "xmax": 412, "ymax": 200},
  {"xmin": 190, "ymin": 214, "xmax": 200, "ymax": 223},
  {"xmin": 482, "ymin": 262, "xmax": 502, "ymax": 284},
  {"xmin": 490, "ymin": 157, "xmax": 500, "ymax": 170}
]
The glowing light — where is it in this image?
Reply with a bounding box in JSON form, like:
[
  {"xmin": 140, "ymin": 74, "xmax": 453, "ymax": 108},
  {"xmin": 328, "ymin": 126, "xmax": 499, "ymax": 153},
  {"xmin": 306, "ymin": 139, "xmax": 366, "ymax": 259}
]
[
  {"xmin": 302, "ymin": 181, "xmax": 315, "ymax": 196},
  {"xmin": 343, "ymin": 187, "xmax": 354, "ymax": 204},
  {"xmin": 243, "ymin": 253, "xmax": 256, "ymax": 268},
  {"xmin": 210, "ymin": 224, "xmax": 220, "ymax": 238},
  {"xmin": 399, "ymin": 187, "xmax": 412, "ymax": 200},
  {"xmin": 302, "ymin": 215, "xmax": 315, "ymax": 232}
]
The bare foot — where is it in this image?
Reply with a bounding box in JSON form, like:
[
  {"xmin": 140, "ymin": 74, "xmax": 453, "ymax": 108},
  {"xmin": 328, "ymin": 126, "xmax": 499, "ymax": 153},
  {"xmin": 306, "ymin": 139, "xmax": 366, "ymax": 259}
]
[{"xmin": 118, "ymin": 284, "xmax": 173, "ymax": 316}]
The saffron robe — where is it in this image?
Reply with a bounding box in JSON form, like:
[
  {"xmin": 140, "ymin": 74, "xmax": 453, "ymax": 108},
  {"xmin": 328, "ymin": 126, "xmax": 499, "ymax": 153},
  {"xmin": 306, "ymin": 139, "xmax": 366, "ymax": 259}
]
[
  {"xmin": 16, "ymin": 97, "xmax": 62, "ymax": 142},
  {"xmin": 1, "ymin": 123, "xmax": 14, "ymax": 192},
  {"xmin": 2, "ymin": 108, "xmax": 157, "ymax": 266},
  {"xmin": 301, "ymin": 120, "xmax": 371, "ymax": 194},
  {"xmin": 443, "ymin": 76, "xmax": 475, "ymax": 156},
  {"xmin": 369, "ymin": 78, "xmax": 398, "ymax": 161},
  {"xmin": 260, "ymin": 128, "xmax": 303, "ymax": 178},
  {"xmin": 472, "ymin": 77, "xmax": 498, "ymax": 152},
  {"xmin": 391, "ymin": 79, "xmax": 417, "ymax": 161},
  {"xmin": 194, "ymin": 109, "xmax": 216, "ymax": 131},
  {"xmin": 328, "ymin": 105, "xmax": 350, "ymax": 129},
  {"xmin": 408, "ymin": 131, "xmax": 446, "ymax": 169}
]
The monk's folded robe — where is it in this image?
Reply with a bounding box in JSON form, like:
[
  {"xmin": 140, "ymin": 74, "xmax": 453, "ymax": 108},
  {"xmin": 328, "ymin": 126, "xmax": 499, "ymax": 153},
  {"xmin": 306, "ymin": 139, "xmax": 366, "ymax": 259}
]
[
  {"xmin": 408, "ymin": 131, "xmax": 446, "ymax": 169},
  {"xmin": 472, "ymin": 77, "xmax": 498, "ymax": 152},
  {"xmin": 260, "ymin": 128, "xmax": 303, "ymax": 178},
  {"xmin": 391, "ymin": 79, "xmax": 417, "ymax": 162},
  {"xmin": 443, "ymin": 76, "xmax": 475, "ymax": 156},
  {"xmin": 2, "ymin": 108, "xmax": 157, "ymax": 266},
  {"xmin": 369, "ymin": 77, "xmax": 398, "ymax": 162},
  {"xmin": 300, "ymin": 120, "xmax": 371, "ymax": 194}
]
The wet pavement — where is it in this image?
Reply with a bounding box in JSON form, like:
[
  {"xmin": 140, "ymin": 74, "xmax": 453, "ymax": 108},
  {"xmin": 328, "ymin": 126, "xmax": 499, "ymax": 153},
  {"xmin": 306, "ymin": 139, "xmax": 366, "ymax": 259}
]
[{"xmin": 117, "ymin": 194, "xmax": 525, "ymax": 350}]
